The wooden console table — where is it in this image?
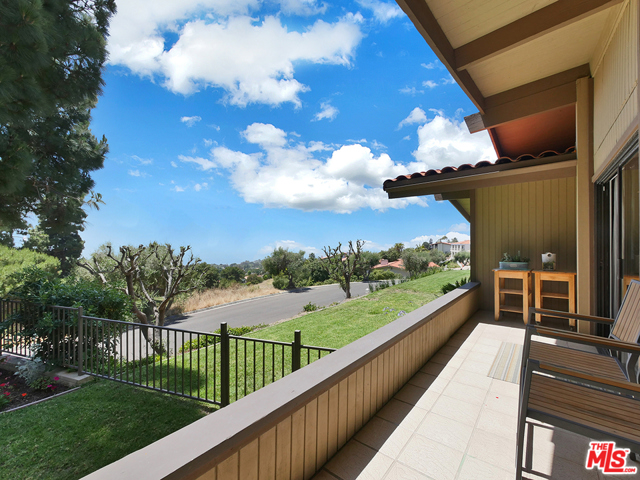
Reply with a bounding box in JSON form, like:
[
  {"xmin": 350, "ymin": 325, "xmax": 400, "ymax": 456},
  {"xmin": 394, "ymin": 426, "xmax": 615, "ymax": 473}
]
[
  {"xmin": 493, "ymin": 269, "xmax": 532, "ymax": 323},
  {"xmin": 532, "ymin": 271, "xmax": 576, "ymax": 327}
]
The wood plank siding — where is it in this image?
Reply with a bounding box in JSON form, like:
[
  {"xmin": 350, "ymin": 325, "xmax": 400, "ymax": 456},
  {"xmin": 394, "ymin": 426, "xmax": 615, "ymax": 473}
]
[
  {"xmin": 474, "ymin": 178, "xmax": 577, "ymax": 311},
  {"xmin": 593, "ymin": 0, "xmax": 638, "ymax": 174}
]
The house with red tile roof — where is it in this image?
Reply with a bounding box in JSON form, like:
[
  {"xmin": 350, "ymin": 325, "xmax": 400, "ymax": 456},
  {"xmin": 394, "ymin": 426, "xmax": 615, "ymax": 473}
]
[{"xmin": 371, "ymin": 258, "xmax": 410, "ymax": 278}]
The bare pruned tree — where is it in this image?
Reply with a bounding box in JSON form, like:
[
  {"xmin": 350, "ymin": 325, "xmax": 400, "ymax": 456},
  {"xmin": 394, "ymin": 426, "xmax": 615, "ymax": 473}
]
[
  {"xmin": 321, "ymin": 240, "xmax": 365, "ymax": 299},
  {"xmin": 79, "ymin": 243, "xmax": 201, "ymax": 351}
]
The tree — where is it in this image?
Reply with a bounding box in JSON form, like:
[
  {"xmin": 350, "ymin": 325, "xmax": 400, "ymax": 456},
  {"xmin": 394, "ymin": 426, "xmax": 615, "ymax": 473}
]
[
  {"xmin": 0, "ymin": 244, "xmax": 60, "ymax": 296},
  {"xmin": 451, "ymin": 237, "xmax": 459, "ymax": 243},
  {"xmin": 454, "ymin": 251, "xmax": 471, "ymax": 266},
  {"xmin": 0, "ymin": 0, "xmax": 115, "ymax": 266},
  {"xmin": 357, "ymin": 251, "xmax": 380, "ymax": 281},
  {"xmin": 401, "ymin": 250, "xmax": 430, "ymax": 278},
  {"xmin": 221, "ymin": 266, "xmax": 245, "ymax": 284},
  {"xmin": 321, "ymin": 240, "xmax": 364, "ymax": 299},
  {"xmin": 262, "ymin": 247, "xmax": 305, "ymax": 289},
  {"xmin": 379, "ymin": 243, "xmax": 404, "ymax": 262},
  {"xmin": 429, "ymin": 249, "xmax": 447, "ymax": 265},
  {"xmin": 192, "ymin": 263, "xmax": 220, "ymax": 289},
  {"xmin": 79, "ymin": 243, "xmax": 201, "ymax": 351}
]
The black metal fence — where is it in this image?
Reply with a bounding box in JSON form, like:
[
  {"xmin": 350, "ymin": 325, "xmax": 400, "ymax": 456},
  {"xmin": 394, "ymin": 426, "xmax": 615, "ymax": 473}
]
[{"xmin": 0, "ymin": 300, "xmax": 335, "ymax": 407}]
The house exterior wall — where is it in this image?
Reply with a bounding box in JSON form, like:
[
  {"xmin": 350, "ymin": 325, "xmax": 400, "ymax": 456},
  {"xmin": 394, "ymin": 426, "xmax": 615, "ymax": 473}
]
[
  {"xmin": 473, "ymin": 178, "xmax": 577, "ymax": 310},
  {"xmin": 593, "ymin": 0, "xmax": 638, "ymax": 174}
]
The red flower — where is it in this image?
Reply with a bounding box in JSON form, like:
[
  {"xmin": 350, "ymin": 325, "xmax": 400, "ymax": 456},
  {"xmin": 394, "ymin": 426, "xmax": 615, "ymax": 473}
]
[
  {"xmin": 4, "ymin": 392, "xmax": 9, "ymax": 396},
  {"xmin": 54, "ymin": 377, "xmax": 60, "ymax": 381},
  {"xmin": 21, "ymin": 393, "xmax": 27, "ymax": 397},
  {"xmin": 0, "ymin": 383, "xmax": 5, "ymax": 387}
]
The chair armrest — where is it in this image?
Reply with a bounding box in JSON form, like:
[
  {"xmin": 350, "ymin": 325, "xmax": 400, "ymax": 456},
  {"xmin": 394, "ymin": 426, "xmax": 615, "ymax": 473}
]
[
  {"xmin": 530, "ymin": 325, "xmax": 640, "ymax": 354},
  {"xmin": 532, "ymin": 360, "xmax": 640, "ymax": 396},
  {"xmin": 527, "ymin": 307, "xmax": 614, "ymax": 324}
]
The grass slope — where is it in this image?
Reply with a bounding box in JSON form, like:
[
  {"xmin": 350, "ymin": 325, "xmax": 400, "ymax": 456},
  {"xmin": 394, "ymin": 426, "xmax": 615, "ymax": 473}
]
[{"xmin": 252, "ymin": 269, "xmax": 469, "ymax": 348}]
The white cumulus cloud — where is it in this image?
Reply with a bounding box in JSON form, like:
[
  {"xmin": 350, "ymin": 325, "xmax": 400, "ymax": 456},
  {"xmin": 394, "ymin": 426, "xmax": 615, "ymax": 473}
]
[
  {"xmin": 108, "ymin": 2, "xmax": 363, "ymax": 106},
  {"xmin": 313, "ymin": 101, "xmax": 339, "ymax": 121},
  {"xmin": 412, "ymin": 115, "xmax": 495, "ymax": 170},
  {"xmin": 181, "ymin": 122, "xmax": 427, "ymax": 213},
  {"xmin": 179, "ymin": 155, "xmax": 217, "ymax": 170},
  {"xmin": 397, "ymin": 107, "xmax": 427, "ymax": 129},
  {"xmin": 355, "ymin": 0, "xmax": 402, "ymax": 23},
  {"xmin": 259, "ymin": 239, "xmax": 322, "ymax": 256},
  {"xmin": 422, "ymin": 80, "xmax": 438, "ymax": 88},
  {"xmin": 181, "ymin": 116, "xmax": 202, "ymax": 127}
]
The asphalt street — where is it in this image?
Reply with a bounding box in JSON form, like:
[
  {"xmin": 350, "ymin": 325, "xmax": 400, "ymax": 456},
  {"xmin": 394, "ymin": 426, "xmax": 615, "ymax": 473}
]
[{"xmin": 165, "ymin": 281, "xmax": 372, "ymax": 333}]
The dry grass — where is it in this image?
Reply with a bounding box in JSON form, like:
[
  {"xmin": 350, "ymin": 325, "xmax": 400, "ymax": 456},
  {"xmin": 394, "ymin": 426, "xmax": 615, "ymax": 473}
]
[{"xmin": 171, "ymin": 280, "xmax": 282, "ymax": 315}]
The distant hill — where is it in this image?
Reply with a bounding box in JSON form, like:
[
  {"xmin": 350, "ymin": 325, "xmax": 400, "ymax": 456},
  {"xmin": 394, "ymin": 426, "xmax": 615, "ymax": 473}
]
[{"xmin": 211, "ymin": 259, "xmax": 264, "ymax": 273}]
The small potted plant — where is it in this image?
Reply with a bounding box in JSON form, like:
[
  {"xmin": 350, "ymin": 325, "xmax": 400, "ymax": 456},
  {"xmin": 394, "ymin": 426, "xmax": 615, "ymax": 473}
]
[
  {"xmin": 542, "ymin": 252, "xmax": 556, "ymax": 271},
  {"xmin": 499, "ymin": 251, "xmax": 530, "ymax": 270}
]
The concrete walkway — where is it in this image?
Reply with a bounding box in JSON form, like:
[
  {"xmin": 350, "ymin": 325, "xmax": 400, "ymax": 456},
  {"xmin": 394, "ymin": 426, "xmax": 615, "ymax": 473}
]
[{"xmin": 312, "ymin": 311, "xmax": 640, "ymax": 480}]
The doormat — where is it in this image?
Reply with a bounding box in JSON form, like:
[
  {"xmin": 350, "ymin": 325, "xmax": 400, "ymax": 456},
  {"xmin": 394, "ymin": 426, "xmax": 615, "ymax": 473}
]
[{"xmin": 487, "ymin": 342, "xmax": 522, "ymax": 384}]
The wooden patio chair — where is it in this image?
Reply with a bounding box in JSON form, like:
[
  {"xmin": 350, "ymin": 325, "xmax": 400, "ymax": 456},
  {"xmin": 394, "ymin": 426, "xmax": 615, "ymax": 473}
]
[
  {"xmin": 521, "ymin": 279, "xmax": 640, "ymax": 383},
  {"xmin": 516, "ymin": 359, "xmax": 640, "ymax": 479}
]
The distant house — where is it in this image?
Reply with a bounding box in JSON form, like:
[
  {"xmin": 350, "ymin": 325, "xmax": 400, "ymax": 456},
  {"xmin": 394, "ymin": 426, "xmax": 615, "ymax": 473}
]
[
  {"xmin": 371, "ymin": 259, "xmax": 410, "ymax": 278},
  {"xmin": 435, "ymin": 240, "xmax": 470, "ymax": 256}
]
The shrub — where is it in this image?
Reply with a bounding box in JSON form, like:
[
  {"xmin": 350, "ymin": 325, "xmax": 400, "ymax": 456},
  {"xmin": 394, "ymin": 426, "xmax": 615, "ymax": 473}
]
[
  {"xmin": 2, "ymin": 267, "xmax": 132, "ymax": 366},
  {"xmin": 14, "ymin": 358, "xmax": 46, "ymax": 387},
  {"xmin": 303, "ymin": 302, "xmax": 318, "ymax": 312},
  {"xmin": 440, "ymin": 277, "xmax": 470, "ymax": 295},
  {"xmin": 369, "ymin": 270, "xmax": 397, "ymax": 281},
  {"xmin": 272, "ymin": 275, "xmax": 289, "ymax": 290},
  {"xmin": 246, "ymin": 274, "xmax": 262, "ymax": 285},
  {"xmin": 0, "ymin": 245, "xmax": 60, "ymax": 297}
]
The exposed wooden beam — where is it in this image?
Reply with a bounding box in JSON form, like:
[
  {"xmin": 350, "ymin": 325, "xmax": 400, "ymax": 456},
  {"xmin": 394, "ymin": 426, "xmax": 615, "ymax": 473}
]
[
  {"xmin": 434, "ymin": 191, "xmax": 471, "ymax": 201},
  {"xmin": 448, "ymin": 199, "xmax": 471, "ymax": 222},
  {"xmin": 464, "ymin": 65, "xmax": 591, "ymax": 133},
  {"xmin": 454, "ymin": 0, "xmax": 622, "ymax": 70},
  {"xmin": 396, "ymin": 0, "xmax": 486, "ymax": 113}
]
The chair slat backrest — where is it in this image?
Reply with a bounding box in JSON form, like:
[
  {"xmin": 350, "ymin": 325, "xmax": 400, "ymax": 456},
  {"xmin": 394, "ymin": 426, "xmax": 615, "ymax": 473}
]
[{"xmin": 611, "ymin": 280, "xmax": 640, "ymax": 343}]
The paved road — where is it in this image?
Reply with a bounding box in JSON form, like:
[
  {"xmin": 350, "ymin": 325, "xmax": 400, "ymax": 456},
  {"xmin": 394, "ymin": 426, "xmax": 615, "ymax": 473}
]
[{"xmin": 165, "ymin": 282, "xmax": 372, "ymax": 333}]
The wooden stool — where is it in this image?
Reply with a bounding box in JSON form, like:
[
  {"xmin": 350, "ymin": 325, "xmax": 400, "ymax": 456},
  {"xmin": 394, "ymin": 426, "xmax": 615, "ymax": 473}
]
[
  {"xmin": 493, "ymin": 269, "xmax": 532, "ymax": 323},
  {"xmin": 532, "ymin": 271, "xmax": 576, "ymax": 327}
]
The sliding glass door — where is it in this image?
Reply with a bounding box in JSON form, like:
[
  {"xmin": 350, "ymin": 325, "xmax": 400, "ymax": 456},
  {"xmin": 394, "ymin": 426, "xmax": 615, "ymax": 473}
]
[{"xmin": 596, "ymin": 139, "xmax": 639, "ymax": 319}]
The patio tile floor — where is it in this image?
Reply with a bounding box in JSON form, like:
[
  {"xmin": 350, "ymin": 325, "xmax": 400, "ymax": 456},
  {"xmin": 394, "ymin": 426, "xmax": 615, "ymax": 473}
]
[{"xmin": 312, "ymin": 310, "xmax": 640, "ymax": 480}]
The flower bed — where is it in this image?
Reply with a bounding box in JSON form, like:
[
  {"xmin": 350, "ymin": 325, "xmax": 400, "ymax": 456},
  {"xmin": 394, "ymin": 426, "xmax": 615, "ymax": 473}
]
[{"xmin": 0, "ymin": 369, "xmax": 69, "ymax": 412}]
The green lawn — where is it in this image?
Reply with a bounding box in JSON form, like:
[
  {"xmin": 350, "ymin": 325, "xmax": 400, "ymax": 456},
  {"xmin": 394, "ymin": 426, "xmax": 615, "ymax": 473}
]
[
  {"xmin": 0, "ymin": 380, "xmax": 213, "ymax": 480},
  {"xmin": 0, "ymin": 270, "xmax": 468, "ymax": 480}
]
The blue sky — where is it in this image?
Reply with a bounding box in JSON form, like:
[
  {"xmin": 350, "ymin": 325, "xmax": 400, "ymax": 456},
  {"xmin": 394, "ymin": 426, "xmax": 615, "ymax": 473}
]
[{"xmin": 82, "ymin": 0, "xmax": 496, "ymax": 264}]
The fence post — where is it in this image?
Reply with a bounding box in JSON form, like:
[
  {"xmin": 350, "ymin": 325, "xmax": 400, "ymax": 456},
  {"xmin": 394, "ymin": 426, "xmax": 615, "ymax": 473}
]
[
  {"xmin": 0, "ymin": 300, "xmax": 4, "ymax": 356},
  {"xmin": 77, "ymin": 307, "xmax": 84, "ymax": 376},
  {"xmin": 220, "ymin": 322, "xmax": 230, "ymax": 407},
  {"xmin": 292, "ymin": 330, "xmax": 301, "ymax": 372}
]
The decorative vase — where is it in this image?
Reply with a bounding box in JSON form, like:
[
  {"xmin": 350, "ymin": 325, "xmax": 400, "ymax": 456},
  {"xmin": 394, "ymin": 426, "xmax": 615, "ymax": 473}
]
[{"xmin": 542, "ymin": 252, "xmax": 556, "ymax": 270}]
